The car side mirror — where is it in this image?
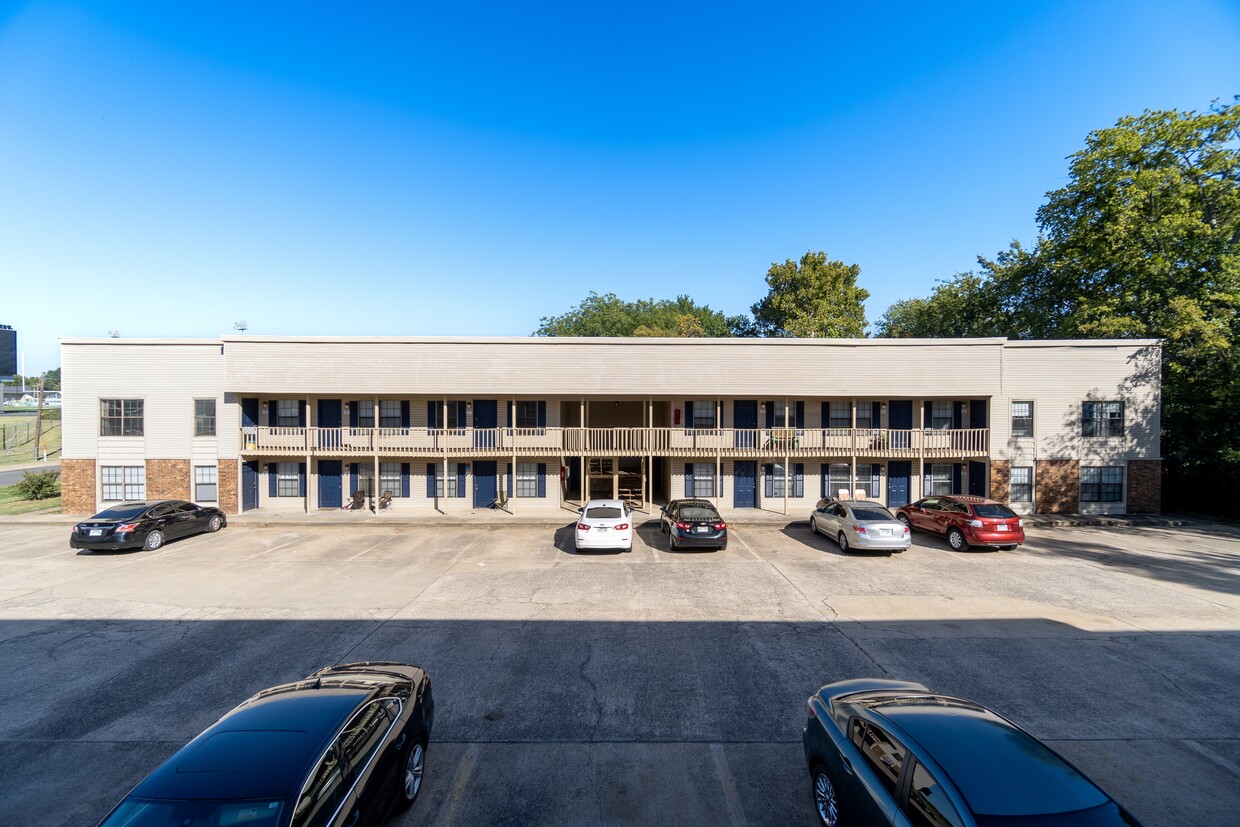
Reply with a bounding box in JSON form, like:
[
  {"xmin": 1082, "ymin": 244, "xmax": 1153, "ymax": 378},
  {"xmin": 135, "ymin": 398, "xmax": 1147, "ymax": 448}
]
[{"xmin": 577, "ymin": 506, "xmax": 584, "ymax": 513}]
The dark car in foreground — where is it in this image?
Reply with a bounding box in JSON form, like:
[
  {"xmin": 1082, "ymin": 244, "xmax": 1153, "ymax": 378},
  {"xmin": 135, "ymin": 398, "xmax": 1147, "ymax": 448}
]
[
  {"xmin": 71, "ymin": 500, "xmax": 226, "ymax": 551},
  {"xmin": 659, "ymin": 499, "xmax": 728, "ymax": 550},
  {"xmin": 895, "ymin": 495, "xmax": 1025, "ymax": 551},
  {"xmin": 803, "ymin": 679, "xmax": 1141, "ymax": 827},
  {"xmin": 97, "ymin": 661, "xmax": 433, "ymax": 827}
]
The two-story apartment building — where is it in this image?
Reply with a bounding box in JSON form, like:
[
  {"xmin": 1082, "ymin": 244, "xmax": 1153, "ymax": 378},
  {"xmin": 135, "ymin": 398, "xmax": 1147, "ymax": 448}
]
[{"xmin": 59, "ymin": 335, "xmax": 1162, "ymax": 517}]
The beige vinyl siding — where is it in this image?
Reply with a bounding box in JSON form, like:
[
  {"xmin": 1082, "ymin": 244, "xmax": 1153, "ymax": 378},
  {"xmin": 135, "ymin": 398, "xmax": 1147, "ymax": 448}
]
[
  {"xmin": 997, "ymin": 342, "xmax": 1160, "ymax": 462},
  {"xmin": 62, "ymin": 340, "xmax": 227, "ymax": 461}
]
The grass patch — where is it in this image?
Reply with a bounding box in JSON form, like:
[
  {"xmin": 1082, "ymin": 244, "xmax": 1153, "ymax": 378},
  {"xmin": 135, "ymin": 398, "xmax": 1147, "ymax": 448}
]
[
  {"xmin": 0, "ymin": 482, "xmax": 61, "ymax": 515},
  {"xmin": 0, "ymin": 416, "xmax": 62, "ymax": 467}
]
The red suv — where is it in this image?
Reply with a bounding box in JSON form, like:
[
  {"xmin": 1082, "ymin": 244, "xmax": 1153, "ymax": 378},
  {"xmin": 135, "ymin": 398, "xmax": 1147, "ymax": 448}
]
[{"xmin": 896, "ymin": 495, "xmax": 1025, "ymax": 551}]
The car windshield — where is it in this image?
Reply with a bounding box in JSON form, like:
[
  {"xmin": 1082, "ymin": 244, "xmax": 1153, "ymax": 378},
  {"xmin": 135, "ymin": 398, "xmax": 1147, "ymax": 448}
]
[
  {"xmin": 852, "ymin": 507, "xmax": 896, "ymax": 522},
  {"xmin": 586, "ymin": 507, "xmax": 622, "ymax": 519},
  {"xmin": 99, "ymin": 797, "xmax": 287, "ymax": 826},
  {"xmin": 973, "ymin": 504, "xmax": 1018, "ymax": 519},
  {"xmin": 94, "ymin": 505, "xmax": 147, "ymax": 520},
  {"xmin": 680, "ymin": 507, "xmax": 720, "ymax": 520}
]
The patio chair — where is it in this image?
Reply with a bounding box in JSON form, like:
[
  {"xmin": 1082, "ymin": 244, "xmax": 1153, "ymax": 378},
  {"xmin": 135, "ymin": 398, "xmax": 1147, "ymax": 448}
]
[
  {"xmin": 378, "ymin": 490, "xmax": 393, "ymax": 510},
  {"xmin": 347, "ymin": 490, "xmax": 366, "ymax": 510}
]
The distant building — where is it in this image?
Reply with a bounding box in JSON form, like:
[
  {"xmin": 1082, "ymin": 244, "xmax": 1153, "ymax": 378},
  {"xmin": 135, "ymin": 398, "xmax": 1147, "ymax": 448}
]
[{"xmin": 59, "ymin": 335, "xmax": 1162, "ymax": 516}]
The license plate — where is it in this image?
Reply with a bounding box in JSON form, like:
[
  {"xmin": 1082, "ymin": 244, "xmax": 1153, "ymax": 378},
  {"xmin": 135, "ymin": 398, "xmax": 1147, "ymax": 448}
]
[
  {"xmin": 596, "ymin": 526, "xmax": 608, "ymax": 532},
  {"xmin": 89, "ymin": 529, "xmax": 102, "ymax": 537},
  {"xmin": 695, "ymin": 525, "xmax": 709, "ymax": 533},
  {"xmin": 997, "ymin": 524, "xmax": 1009, "ymax": 531},
  {"xmin": 879, "ymin": 528, "xmax": 891, "ymax": 536}
]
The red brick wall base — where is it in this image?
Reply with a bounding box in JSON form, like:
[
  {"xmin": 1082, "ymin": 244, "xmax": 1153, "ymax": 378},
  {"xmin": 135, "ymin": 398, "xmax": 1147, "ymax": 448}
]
[
  {"xmin": 989, "ymin": 460, "xmax": 1010, "ymax": 504},
  {"xmin": 60, "ymin": 459, "xmax": 96, "ymax": 514},
  {"xmin": 1035, "ymin": 460, "xmax": 1079, "ymax": 514},
  {"xmin": 1127, "ymin": 459, "xmax": 1162, "ymax": 514},
  {"xmin": 146, "ymin": 459, "xmax": 190, "ymax": 501},
  {"xmin": 218, "ymin": 461, "xmax": 238, "ymax": 513}
]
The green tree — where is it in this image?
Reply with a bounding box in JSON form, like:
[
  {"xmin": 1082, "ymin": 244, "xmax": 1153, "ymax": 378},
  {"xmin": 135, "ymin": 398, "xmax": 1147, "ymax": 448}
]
[
  {"xmin": 750, "ymin": 251, "xmax": 869, "ymax": 337},
  {"xmin": 875, "ymin": 272, "xmax": 1009, "ymax": 338},
  {"xmin": 535, "ymin": 292, "xmax": 746, "ymax": 338},
  {"xmin": 879, "ymin": 100, "xmax": 1240, "ymax": 514}
]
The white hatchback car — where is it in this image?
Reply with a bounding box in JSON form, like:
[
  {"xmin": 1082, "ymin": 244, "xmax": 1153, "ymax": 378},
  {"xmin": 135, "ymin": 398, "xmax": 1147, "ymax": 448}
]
[{"xmin": 574, "ymin": 499, "xmax": 634, "ymax": 552}]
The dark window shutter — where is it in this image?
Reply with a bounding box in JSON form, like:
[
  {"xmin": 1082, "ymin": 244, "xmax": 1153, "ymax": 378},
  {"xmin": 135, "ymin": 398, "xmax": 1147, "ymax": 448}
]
[
  {"xmin": 401, "ymin": 401, "xmax": 410, "ymax": 428},
  {"xmin": 953, "ymin": 402, "xmax": 964, "ymax": 430},
  {"xmin": 795, "ymin": 401, "xmax": 804, "ymax": 430},
  {"xmin": 765, "ymin": 402, "xmax": 775, "ymax": 429},
  {"xmin": 537, "ymin": 401, "xmax": 547, "ymax": 429},
  {"xmin": 685, "ymin": 401, "xmax": 694, "ymax": 431},
  {"xmin": 821, "ymin": 464, "xmax": 828, "ymax": 498},
  {"xmin": 349, "ymin": 402, "xmax": 360, "ymax": 428},
  {"xmin": 795, "ymin": 463, "xmax": 804, "ymax": 498},
  {"xmin": 953, "ymin": 463, "xmax": 963, "ymax": 495},
  {"xmin": 456, "ymin": 464, "xmax": 467, "ymax": 498},
  {"xmin": 298, "ymin": 463, "xmax": 306, "ymax": 497},
  {"xmin": 537, "ymin": 463, "xmax": 547, "ymax": 498},
  {"xmin": 268, "ymin": 465, "xmax": 277, "ymax": 497},
  {"xmin": 401, "ymin": 463, "xmax": 410, "ymax": 497},
  {"xmin": 871, "ymin": 464, "xmax": 880, "ymax": 496},
  {"xmin": 350, "ymin": 463, "xmax": 359, "ymax": 496},
  {"xmin": 871, "ymin": 401, "xmax": 882, "ymax": 428},
  {"xmin": 456, "ymin": 401, "xmax": 467, "ymax": 429},
  {"xmin": 425, "ymin": 463, "xmax": 435, "ymax": 497},
  {"xmin": 268, "ymin": 403, "xmax": 277, "ymax": 428},
  {"xmin": 506, "ymin": 463, "xmax": 513, "ymax": 497},
  {"xmin": 821, "ymin": 401, "xmax": 830, "ymax": 430},
  {"xmin": 685, "ymin": 463, "xmax": 694, "ymax": 497},
  {"xmin": 924, "ymin": 401, "xmax": 933, "ymax": 428},
  {"xmin": 764, "ymin": 464, "xmax": 774, "ymax": 497},
  {"xmin": 426, "ymin": 401, "xmax": 437, "ymax": 429},
  {"xmin": 297, "ymin": 401, "xmax": 306, "ymax": 427}
]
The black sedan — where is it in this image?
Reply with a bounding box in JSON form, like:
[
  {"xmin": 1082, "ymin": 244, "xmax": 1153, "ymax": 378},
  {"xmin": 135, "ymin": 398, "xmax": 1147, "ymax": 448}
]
[
  {"xmin": 71, "ymin": 499, "xmax": 226, "ymax": 551},
  {"xmin": 803, "ymin": 679, "xmax": 1141, "ymax": 827},
  {"xmin": 660, "ymin": 499, "xmax": 728, "ymax": 550},
  {"xmin": 97, "ymin": 661, "xmax": 434, "ymax": 827}
]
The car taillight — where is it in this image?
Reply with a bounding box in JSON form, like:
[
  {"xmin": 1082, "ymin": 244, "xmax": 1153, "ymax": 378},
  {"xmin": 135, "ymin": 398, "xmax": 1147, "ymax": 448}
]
[
  {"xmin": 615, "ymin": 523, "xmax": 629, "ymax": 530},
  {"xmin": 675, "ymin": 521, "xmax": 691, "ymax": 530},
  {"xmin": 902, "ymin": 526, "xmax": 910, "ymax": 534},
  {"xmin": 807, "ymin": 698, "xmax": 818, "ymax": 720},
  {"xmin": 115, "ymin": 523, "xmax": 138, "ymax": 533},
  {"xmin": 712, "ymin": 522, "xmax": 726, "ymax": 530},
  {"xmin": 577, "ymin": 523, "xmax": 590, "ymax": 531},
  {"xmin": 968, "ymin": 519, "xmax": 983, "ymax": 528},
  {"xmin": 852, "ymin": 525, "xmax": 867, "ymax": 533}
]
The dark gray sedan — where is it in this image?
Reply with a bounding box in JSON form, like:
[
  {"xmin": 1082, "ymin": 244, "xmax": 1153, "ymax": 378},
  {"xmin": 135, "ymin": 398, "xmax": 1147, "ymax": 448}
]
[{"xmin": 802, "ymin": 679, "xmax": 1142, "ymax": 826}]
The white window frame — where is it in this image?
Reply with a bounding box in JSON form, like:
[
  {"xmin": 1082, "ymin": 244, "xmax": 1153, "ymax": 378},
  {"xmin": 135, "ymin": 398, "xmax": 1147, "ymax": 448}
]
[
  {"xmin": 827, "ymin": 463, "xmax": 852, "ymax": 497},
  {"xmin": 356, "ymin": 400, "xmax": 375, "ymax": 429},
  {"xmin": 771, "ymin": 463, "xmax": 787, "ymax": 497},
  {"xmin": 515, "ymin": 462, "xmax": 538, "ymax": 498},
  {"xmin": 194, "ymin": 465, "xmax": 218, "ymax": 502},
  {"xmin": 193, "ymin": 399, "xmax": 216, "ymax": 437},
  {"xmin": 692, "ymin": 465, "xmax": 716, "ymax": 497},
  {"xmin": 1081, "ymin": 466, "xmax": 1124, "ymax": 503},
  {"xmin": 854, "ymin": 404, "xmax": 872, "ymax": 430},
  {"xmin": 379, "ymin": 401, "xmax": 402, "ymax": 428},
  {"xmin": 276, "ymin": 462, "xmax": 300, "ymax": 497},
  {"xmin": 356, "ymin": 463, "xmax": 375, "ymax": 497},
  {"xmin": 931, "ymin": 401, "xmax": 952, "ymax": 430},
  {"xmin": 692, "ymin": 402, "xmax": 716, "ymax": 429},
  {"xmin": 1011, "ymin": 401, "xmax": 1033, "ymax": 438},
  {"xmin": 100, "ymin": 399, "xmax": 144, "ymax": 437},
  {"xmin": 1010, "ymin": 466, "xmax": 1032, "ymax": 502},
  {"xmin": 379, "ymin": 462, "xmax": 401, "ymax": 497},
  {"xmin": 514, "ymin": 401, "xmax": 539, "ymax": 430},
  {"xmin": 929, "ymin": 463, "xmax": 953, "ymax": 495},
  {"xmin": 101, "ymin": 466, "xmax": 145, "ymax": 501},
  {"xmin": 829, "ymin": 401, "xmax": 852, "ymax": 428},
  {"xmin": 276, "ymin": 400, "xmax": 300, "ymax": 427}
]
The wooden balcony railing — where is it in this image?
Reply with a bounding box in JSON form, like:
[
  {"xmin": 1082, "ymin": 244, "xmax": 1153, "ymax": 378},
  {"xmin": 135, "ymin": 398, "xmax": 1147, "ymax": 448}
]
[{"xmin": 241, "ymin": 426, "xmax": 990, "ymax": 458}]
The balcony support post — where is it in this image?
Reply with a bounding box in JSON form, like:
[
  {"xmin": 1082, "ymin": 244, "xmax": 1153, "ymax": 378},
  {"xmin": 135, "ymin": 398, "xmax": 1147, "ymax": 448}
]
[
  {"xmin": 851, "ymin": 399, "xmax": 857, "ymax": 496},
  {"xmin": 510, "ymin": 396, "xmax": 516, "ymax": 514},
  {"xmin": 580, "ymin": 399, "xmax": 586, "ymax": 504},
  {"xmin": 647, "ymin": 398, "xmax": 653, "ymax": 512},
  {"xmin": 783, "ymin": 399, "xmax": 789, "ymax": 516},
  {"xmin": 440, "ymin": 399, "xmax": 448, "ymax": 514},
  {"xmin": 917, "ymin": 397, "xmax": 925, "ymax": 500},
  {"xmin": 372, "ymin": 399, "xmax": 380, "ymax": 509},
  {"xmin": 716, "ymin": 399, "xmax": 722, "ymax": 510}
]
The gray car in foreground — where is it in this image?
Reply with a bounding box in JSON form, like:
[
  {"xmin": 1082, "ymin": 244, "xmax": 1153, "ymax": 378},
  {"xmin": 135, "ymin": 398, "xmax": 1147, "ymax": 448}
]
[
  {"xmin": 810, "ymin": 499, "xmax": 911, "ymax": 553},
  {"xmin": 802, "ymin": 679, "xmax": 1142, "ymax": 827}
]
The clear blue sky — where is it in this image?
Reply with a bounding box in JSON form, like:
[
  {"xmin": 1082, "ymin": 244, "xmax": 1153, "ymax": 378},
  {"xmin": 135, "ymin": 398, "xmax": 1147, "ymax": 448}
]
[{"xmin": 2, "ymin": 1, "xmax": 1238, "ymax": 373}]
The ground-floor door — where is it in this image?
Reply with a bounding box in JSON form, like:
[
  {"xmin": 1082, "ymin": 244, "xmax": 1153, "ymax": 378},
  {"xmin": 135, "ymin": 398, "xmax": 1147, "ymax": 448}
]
[
  {"xmin": 888, "ymin": 461, "xmax": 911, "ymax": 508},
  {"xmin": 734, "ymin": 461, "xmax": 757, "ymax": 508},
  {"xmin": 969, "ymin": 461, "xmax": 987, "ymax": 497},
  {"xmin": 242, "ymin": 461, "xmax": 259, "ymax": 511},
  {"xmin": 319, "ymin": 460, "xmax": 342, "ymax": 509},
  {"xmin": 474, "ymin": 461, "xmax": 497, "ymax": 508}
]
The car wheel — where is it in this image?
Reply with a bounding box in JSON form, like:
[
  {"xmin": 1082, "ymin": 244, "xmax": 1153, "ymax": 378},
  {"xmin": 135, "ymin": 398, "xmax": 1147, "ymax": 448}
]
[
  {"xmin": 948, "ymin": 527, "xmax": 968, "ymax": 551},
  {"xmin": 897, "ymin": 513, "xmax": 910, "ymax": 529},
  {"xmin": 396, "ymin": 736, "xmax": 427, "ymax": 810},
  {"xmin": 811, "ymin": 765, "xmax": 841, "ymax": 827},
  {"xmin": 837, "ymin": 532, "xmax": 850, "ymax": 554},
  {"xmin": 810, "ymin": 516, "xmax": 818, "ymax": 535},
  {"xmin": 144, "ymin": 530, "xmax": 164, "ymax": 551},
  {"xmin": 207, "ymin": 514, "xmax": 223, "ymax": 533}
]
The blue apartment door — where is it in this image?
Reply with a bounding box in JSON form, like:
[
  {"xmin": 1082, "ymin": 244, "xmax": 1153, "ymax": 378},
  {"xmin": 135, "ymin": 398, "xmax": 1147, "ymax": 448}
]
[
  {"xmin": 318, "ymin": 461, "xmax": 342, "ymax": 508},
  {"xmin": 734, "ymin": 461, "xmax": 757, "ymax": 508},
  {"xmin": 969, "ymin": 461, "xmax": 987, "ymax": 497},
  {"xmin": 242, "ymin": 461, "xmax": 259, "ymax": 511},
  {"xmin": 889, "ymin": 400, "xmax": 913, "ymax": 449},
  {"xmin": 473, "ymin": 400, "xmax": 497, "ymax": 448},
  {"xmin": 318, "ymin": 399, "xmax": 342, "ymax": 450},
  {"xmin": 474, "ymin": 461, "xmax": 497, "ymax": 507},
  {"xmin": 888, "ymin": 461, "xmax": 911, "ymax": 508},
  {"xmin": 733, "ymin": 400, "xmax": 757, "ymax": 448}
]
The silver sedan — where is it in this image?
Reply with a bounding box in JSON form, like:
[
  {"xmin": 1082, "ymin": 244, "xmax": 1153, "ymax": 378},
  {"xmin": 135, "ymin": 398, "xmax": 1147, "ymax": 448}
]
[{"xmin": 810, "ymin": 498, "xmax": 911, "ymax": 553}]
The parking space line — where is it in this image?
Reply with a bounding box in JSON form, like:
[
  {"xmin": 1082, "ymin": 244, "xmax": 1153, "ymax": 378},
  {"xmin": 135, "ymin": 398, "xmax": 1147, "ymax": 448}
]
[
  {"xmin": 729, "ymin": 528, "xmax": 762, "ymax": 561},
  {"xmin": 433, "ymin": 743, "xmax": 480, "ymax": 825},
  {"xmin": 710, "ymin": 743, "xmax": 750, "ymax": 827}
]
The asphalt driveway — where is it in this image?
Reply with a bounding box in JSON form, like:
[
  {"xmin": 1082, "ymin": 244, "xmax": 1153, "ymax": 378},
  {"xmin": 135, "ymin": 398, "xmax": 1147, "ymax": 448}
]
[{"xmin": 0, "ymin": 519, "xmax": 1237, "ymax": 825}]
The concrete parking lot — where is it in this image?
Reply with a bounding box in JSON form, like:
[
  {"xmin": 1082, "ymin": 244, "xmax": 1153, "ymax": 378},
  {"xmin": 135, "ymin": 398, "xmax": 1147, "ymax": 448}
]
[{"xmin": 1, "ymin": 517, "xmax": 1238, "ymax": 826}]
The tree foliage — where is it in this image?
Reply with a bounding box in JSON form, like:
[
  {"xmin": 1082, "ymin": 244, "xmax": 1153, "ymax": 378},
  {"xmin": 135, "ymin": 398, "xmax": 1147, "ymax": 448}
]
[
  {"xmin": 535, "ymin": 292, "xmax": 747, "ymax": 338},
  {"xmin": 878, "ymin": 100, "xmax": 1240, "ymax": 514},
  {"xmin": 749, "ymin": 251, "xmax": 869, "ymax": 337}
]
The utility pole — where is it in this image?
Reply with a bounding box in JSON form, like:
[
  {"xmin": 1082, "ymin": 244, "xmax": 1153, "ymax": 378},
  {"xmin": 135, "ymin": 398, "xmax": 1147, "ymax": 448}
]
[{"xmin": 32, "ymin": 373, "xmax": 45, "ymax": 461}]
